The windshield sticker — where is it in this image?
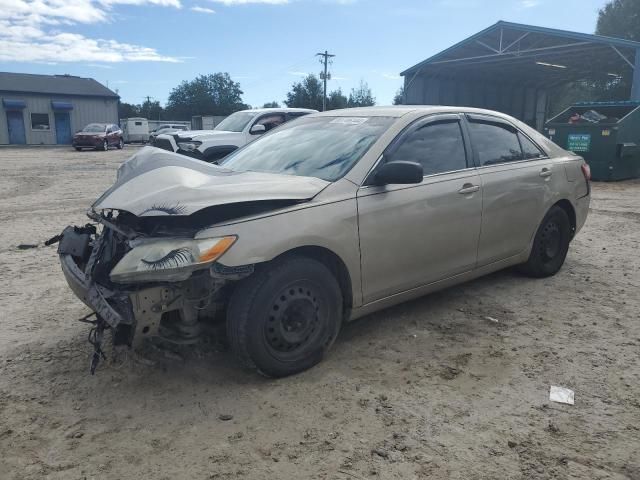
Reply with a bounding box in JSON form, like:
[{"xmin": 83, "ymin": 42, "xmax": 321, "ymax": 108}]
[{"xmin": 329, "ymin": 117, "xmax": 368, "ymax": 125}]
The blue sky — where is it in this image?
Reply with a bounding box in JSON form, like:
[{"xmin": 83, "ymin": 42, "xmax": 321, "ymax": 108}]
[{"xmin": 0, "ymin": 0, "xmax": 610, "ymax": 108}]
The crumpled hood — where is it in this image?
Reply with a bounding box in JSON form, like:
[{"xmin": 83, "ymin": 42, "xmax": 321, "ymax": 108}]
[{"xmin": 92, "ymin": 147, "xmax": 329, "ymax": 217}]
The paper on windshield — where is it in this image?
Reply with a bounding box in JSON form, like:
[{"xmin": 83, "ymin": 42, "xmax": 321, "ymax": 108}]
[{"xmin": 329, "ymin": 117, "xmax": 368, "ymax": 125}]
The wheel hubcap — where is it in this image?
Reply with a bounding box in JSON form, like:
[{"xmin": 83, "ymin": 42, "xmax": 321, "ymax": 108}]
[{"xmin": 265, "ymin": 286, "xmax": 320, "ymax": 354}]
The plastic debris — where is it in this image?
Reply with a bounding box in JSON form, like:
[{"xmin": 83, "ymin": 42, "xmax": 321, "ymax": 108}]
[
  {"xmin": 549, "ymin": 386, "xmax": 574, "ymax": 405},
  {"xmin": 484, "ymin": 316, "xmax": 499, "ymax": 323}
]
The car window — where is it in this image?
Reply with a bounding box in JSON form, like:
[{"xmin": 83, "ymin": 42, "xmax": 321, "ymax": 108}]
[
  {"xmin": 518, "ymin": 132, "xmax": 545, "ymax": 159},
  {"xmin": 215, "ymin": 112, "xmax": 258, "ymax": 132},
  {"xmin": 287, "ymin": 112, "xmax": 310, "ymax": 120},
  {"xmin": 467, "ymin": 120, "xmax": 523, "ymax": 166},
  {"xmin": 255, "ymin": 114, "xmax": 285, "ymax": 132},
  {"xmin": 388, "ymin": 120, "xmax": 467, "ymax": 176}
]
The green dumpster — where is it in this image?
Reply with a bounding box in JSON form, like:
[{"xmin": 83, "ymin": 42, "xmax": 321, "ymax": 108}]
[{"xmin": 544, "ymin": 101, "xmax": 640, "ymax": 181}]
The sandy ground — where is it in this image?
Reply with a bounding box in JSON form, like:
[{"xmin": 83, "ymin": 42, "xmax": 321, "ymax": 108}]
[{"xmin": 0, "ymin": 146, "xmax": 639, "ymax": 480}]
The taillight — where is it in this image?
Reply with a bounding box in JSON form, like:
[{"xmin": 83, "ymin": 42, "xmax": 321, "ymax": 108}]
[{"xmin": 581, "ymin": 163, "xmax": 591, "ymax": 182}]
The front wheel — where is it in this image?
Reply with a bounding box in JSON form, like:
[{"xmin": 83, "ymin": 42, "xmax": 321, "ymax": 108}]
[
  {"xmin": 101, "ymin": 139, "xmax": 108, "ymax": 151},
  {"xmin": 519, "ymin": 205, "xmax": 571, "ymax": 278},
  {"xmin": 117, "ymin": 138, "xmax": 124, "ymax": 149},
  {"xmin": 227, "ymin": 256, "xmax": 343, "ymax": 377}
]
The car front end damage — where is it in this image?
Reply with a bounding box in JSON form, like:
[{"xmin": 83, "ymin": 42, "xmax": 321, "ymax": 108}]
[
  {"xmin": 54, "ymin": 210, "xmax": 252, "ymax": 374},
  {"xmin": 52, "ymin": 147, "xmax": 329, "ymax": 373}
]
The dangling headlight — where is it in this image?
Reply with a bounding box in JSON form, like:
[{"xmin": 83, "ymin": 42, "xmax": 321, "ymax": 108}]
[{"xmin": 110, "ymin": 235, "xmax": 236, "ymax": 283}]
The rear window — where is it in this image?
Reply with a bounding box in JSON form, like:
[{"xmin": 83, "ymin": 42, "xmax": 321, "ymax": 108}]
[{"xmin": 468, "ymin": 121, "xmax": 522, "ymax": 165}]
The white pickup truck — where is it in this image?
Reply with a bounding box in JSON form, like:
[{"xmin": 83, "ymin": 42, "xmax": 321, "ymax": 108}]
[{"xmin": 153, "ymin": 108, "xmax": 317, "ymax": 163}]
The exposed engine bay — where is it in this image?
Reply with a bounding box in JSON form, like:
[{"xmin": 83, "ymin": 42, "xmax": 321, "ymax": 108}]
[{"xmin": 52, "ymin": 210, "xmax": 256, "ymax": 374}]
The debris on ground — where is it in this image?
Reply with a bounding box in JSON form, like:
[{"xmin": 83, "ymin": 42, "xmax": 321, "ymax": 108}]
[
  {"xmin": 549, "ymin": 386, "xmax": 575, "ymax": 405},
  {"xmin": 17, "ymin": 244, "xmax": 38, "ymax": 250}
]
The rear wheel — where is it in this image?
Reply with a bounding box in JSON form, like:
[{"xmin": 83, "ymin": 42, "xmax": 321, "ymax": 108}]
[
  {"xmin": 74, "ymin": 147, "xmax": 81, "ymax": 151},
  {"xmin": 227, "ymin": 256, "xmax": 342, "ymax": 377},
  {"xmin": 101, "ymin": 139, "xmax": 108, "ymax": 151},
  {"xmin": 519, "ymin": 205, "xmax": 571, "ymax": 278}
]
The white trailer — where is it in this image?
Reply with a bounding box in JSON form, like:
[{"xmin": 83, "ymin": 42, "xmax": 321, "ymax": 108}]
[{"xmin": 120, "ymin": 118, "xmax": 149, "ymax": 143}]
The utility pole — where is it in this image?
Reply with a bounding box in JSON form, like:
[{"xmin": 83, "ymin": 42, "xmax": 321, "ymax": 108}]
[
  {"xmin": 144, "ymin": 96, "xmax": 154, "ymax": 120},
  {"xmin": 316, "ymin": 50, "xmax": 335, "ymax": 111}
]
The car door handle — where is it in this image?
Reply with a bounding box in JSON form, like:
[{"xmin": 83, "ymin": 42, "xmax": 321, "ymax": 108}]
[
  {"xmin": 539, "ymin": 168, "xmax": 553, "ymax": 178},
  {"xmin": 458, "ymin": 183, "xmax": 480, "ymax": 194}
]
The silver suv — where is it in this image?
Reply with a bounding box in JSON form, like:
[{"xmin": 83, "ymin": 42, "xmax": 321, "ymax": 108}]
[
  {"xmin": 55, "ymin": 106, "xmax": 590, "ymax": 377},
  {"xmin": 153, "ymin": 108, "xmax": 317, "ymax": 163}
]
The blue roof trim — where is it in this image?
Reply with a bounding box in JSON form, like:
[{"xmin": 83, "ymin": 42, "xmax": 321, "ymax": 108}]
[
  {"xmin": 51, "ymin": 101, "xmax": 73, "ymax": 110},
  {"xmin": 2, "ymin": 99, "xmax": 26, "ymax": 109},
  {"xmin": 400, "ymin": 20, "xmax": 640, "ymax": 76}
]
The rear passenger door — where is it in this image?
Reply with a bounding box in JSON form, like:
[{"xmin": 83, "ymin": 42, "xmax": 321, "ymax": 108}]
[
  {"xmin": 466, "ymin": 114, "xmax": 553, "ymax": 266},
  {"xmin": 357, "ymin": 114, "xmax": 483, "ymax": 303}
]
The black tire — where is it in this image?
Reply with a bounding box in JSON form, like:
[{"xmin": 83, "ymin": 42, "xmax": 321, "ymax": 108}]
[
  {"xmin": 74, "ymin": 147, "xmax": 82, "ymax": 151},
  {"xmin": 117, "ymin": 138, "xmax": 124, "ymax": 149},
  {"xmin": 227, "ymin": 255, "xmax": 343, "ymax": 378},
  {"xmin": 519, "ymin": 205, "xmax": 571, "ymax": 278},
  {"xmin": 102, "ymin": 139, "xmax": 108, "ymax": 151}
]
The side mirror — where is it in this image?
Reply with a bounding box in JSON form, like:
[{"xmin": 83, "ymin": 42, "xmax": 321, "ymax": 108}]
[
  {"xmin": 373, "ymin": 161, "xmax": 423, "ymax": 186},
  {"xmin": 250, "ymin": 124, "xmax": 266, "ymax": 134}
]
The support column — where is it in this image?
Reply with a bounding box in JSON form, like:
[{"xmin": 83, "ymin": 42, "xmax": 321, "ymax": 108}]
[{"xmin": 631, "ymin": 48, "xmax": 640, "ymax": 101}]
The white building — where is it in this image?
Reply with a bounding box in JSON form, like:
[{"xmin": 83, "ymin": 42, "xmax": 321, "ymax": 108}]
[{"xmin": 0, "ymin": 72, "xmax": 119, "ymax": 145}]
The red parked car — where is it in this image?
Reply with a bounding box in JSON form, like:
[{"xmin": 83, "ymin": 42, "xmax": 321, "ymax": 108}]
[{"xmin": 73, "ymin": 123, "xmax": 124, "ymax": 151}]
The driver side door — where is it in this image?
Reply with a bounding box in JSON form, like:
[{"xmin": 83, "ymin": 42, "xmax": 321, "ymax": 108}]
[{"xmin": 357, "ymin": 114, "xmax": 483, "ymax": 304}]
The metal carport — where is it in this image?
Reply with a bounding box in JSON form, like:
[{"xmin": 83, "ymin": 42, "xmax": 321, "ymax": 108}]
[{"xmin": 400, "ymin": 21, "xmax": 640, "ymax": 130}]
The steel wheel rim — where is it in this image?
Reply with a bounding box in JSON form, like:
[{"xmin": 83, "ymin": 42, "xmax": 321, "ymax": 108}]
[
  {"xmin": 264, "ymin": 282, "xmax": 322, "ymax": 359},
  {"xmin": 540, "ymin": 220, "xmax": 561, "ymax": 261}
]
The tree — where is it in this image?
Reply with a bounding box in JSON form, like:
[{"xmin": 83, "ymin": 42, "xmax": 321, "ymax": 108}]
[
  {"xmin": 285, "ymin": 75, "xmax": 324, "ymax": 110},
  {"xmin": 140, "ymin": 99, "xmax": 164, "ymax": 120},
  {"xmin": 262, "ymin": 101, "xmax": 280, "ymax": 108},
  {"xmin": 548, "ymin": 0, "xmax": 639, "ymax": 115},
  {"xmin": 591, "ymin": 0, "xmax": 640, "ymax": 100},
  {"xmin": 596, "ymin": 0, "xmax": 640, "ymax": 41},
  {"xmin": 284, "ymin": 74, "xmax": 353, "ymax": 111},
  {"xmin": 393, "ymin": 86, "xmax": 405, "ymax": 105},
  {"xmin": 119, "ymin": 102, "xmax": 140, "ymax": 119},
  {"xmin": 347, "ymin": 80, "xmax": 375, "ymax": 108},
  {"xmin": 326, "ymin": 88, "xmax": 348, "ymax": 110},
  {"xmin": 165, "ymin": 73, "xmax": 247, "ymax": 120}
]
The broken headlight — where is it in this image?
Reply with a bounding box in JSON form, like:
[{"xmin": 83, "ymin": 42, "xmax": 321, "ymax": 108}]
[
  {"xmin": 110, "ymin": 235, "xmax": 236, "ymax": 283},
  {"xmin": 176, "ymin": 140, "xmax": 202, "ymax": 152}
]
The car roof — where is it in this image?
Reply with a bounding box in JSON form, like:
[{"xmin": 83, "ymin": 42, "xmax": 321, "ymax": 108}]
[
  {"xmin": 239, "ymin": 108, "xmax": 318, "ymax": 114},
  {"xmin": 310, "ymin": 105, "xmax": 525, "ymax": 120}
]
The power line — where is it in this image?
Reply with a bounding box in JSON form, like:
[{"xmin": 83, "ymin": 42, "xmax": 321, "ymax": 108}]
[{"xmin": 316, "ymin": 50, "xmax": 335, "ymax": 111}]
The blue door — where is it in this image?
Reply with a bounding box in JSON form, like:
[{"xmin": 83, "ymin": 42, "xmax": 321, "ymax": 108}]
[
  {"xmin": 6, "ymin": 111, "xmax": 26, "ymax": 144},
  {"xmin": 54, "ymin": 112, "xmax": 72, "ymax": 144}
]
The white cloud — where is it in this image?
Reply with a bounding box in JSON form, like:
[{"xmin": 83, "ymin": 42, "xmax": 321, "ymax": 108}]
[
  {"xmin": 287, "ymin": 71, "xmax": 309, "ymax": 76},
  {"xmin": 0, "ymin": 0, "xmax": 182, "ymax": 64},
  {"xmin": 208, "ymin": 0, "xmax": 289, "ymax": 4},
  {"xmin": 521, "ymin": 0, "xmax": 540, "ymax": 7},
  {"xmin": 382, "ymin": 73, "xmax": 401, "ymax": 80},
  {"xmin": 191, "ymin": 5, "xmax": 216, "ymax": 12}
]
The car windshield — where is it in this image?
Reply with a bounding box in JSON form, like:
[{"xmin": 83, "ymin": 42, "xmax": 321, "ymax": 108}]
[
  {"xmin": 220, "ymin": 116, "xmax": 394, "ymax": 182},
  {"xmin": 214, "ymin": 112, "xmax": 258, "ymax": 132},
  {"xmin": 83, "ymin": 124, "xmax": 106, "ymax": 133}
]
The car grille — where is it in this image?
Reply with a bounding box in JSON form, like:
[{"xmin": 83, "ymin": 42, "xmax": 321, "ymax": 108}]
[{"xmin": 154, "ymin": 138, "xmax": 175, "ymax": 152}]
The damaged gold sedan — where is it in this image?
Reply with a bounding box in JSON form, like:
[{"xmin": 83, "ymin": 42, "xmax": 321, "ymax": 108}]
[{"xmin": 53, "ymin": 106, "xmax": 590, "ymax": 377}]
